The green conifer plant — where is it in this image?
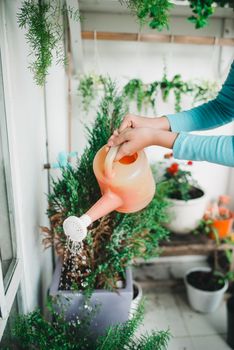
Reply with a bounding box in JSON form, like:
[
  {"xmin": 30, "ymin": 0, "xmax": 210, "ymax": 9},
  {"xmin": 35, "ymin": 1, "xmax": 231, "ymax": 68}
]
[
  {"xmin": 41, "ymin": 79, "xmax": 169, "ymax": 294},
  {"xmin": 3, "ymin": 300, "xmax": 171, "ymax": 350}
]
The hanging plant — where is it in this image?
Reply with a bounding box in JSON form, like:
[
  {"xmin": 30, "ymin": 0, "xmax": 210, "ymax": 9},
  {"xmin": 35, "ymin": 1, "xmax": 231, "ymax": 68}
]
[
  {"xmin": 192, "ymin": 80, "xmax": 219, "ymax": 105},
  {"xmin": 188, "ymin": 0, "xmax": 215, "ymax": 28},
  {"xmin": 161, "ymin": 73, "xmax": 193, "ymax": 112},
  {"xmin": 17, "ymin": 0, "xmax": 80, "ymax": 85},
  {"xmin": 78, "ymin": 74, "xmax": 108, "ymax": 111},
  {"xmin": 122, "ymin": 79, "xmax": 159, "ymax": 112},
  {"xmin": 78, "ymin": 73, "xmax": 219, "ymax": 114},
  {"xmin": 120, "ymin": 0, "xmax": 173, "ymax": 31},
  {"xmin": 119, "ymin": 0, "xmax": 233, "ymax": 30}
]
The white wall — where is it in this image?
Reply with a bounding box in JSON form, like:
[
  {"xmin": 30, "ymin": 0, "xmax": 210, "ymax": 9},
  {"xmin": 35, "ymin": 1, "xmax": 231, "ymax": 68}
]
[
  {"xmin": 71, "ymin": 10, "xmax": 234, "ymax": 204},
  {"xmin": 1, "ymin": 0, "xmax": 68, "ymax": 311}
]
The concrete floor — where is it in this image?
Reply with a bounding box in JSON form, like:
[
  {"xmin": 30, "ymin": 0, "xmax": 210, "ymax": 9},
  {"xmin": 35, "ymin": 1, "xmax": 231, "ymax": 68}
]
[{"xmin": 137, "ymin": 282, "xmax": 231, "ymax": 350}]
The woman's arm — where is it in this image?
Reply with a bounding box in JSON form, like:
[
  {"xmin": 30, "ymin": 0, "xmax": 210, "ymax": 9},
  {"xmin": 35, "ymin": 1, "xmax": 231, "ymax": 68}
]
[
  {"xmin": 167, "ymin": 61, "xmax": 234, "ymax": 132},
  {"xmin": 173, "ymin": 133, "xmax": 234, "ymax": 167},
  {"xmin": 108, "ymin": 128, "xmax": 234, "ymax": 167}
]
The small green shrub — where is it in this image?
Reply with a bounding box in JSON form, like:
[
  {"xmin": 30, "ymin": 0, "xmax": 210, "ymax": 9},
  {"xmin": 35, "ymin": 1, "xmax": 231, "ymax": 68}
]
[{"xmin": 3, "ymin": 300, "xmax": 171, "ymax": 350}]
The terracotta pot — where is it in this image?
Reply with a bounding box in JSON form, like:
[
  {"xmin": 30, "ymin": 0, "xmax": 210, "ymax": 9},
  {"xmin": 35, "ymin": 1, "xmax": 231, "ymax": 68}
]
[{"xmin": 209, "ymin": 217, "xmax": 233, "ymax": 240}]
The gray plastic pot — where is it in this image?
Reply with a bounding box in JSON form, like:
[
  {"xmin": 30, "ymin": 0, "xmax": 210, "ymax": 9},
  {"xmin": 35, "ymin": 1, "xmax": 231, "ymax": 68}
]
[
  {"xmin": 50, "ymin": 260, "xmax": 133, "ymax": 336},
  {"xmin": 184, "ymin": 267, "xmax": 228, "ymax": 313}
]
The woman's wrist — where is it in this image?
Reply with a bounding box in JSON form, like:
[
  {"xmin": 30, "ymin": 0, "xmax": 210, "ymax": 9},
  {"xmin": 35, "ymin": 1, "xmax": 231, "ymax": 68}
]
[
  {"xmin": 152, "ymin": 130, "xmax": 179, "ymax": 149},
  {"xmin": 152, "ymin": 116, "xmax": 171, "ymax": 131}
]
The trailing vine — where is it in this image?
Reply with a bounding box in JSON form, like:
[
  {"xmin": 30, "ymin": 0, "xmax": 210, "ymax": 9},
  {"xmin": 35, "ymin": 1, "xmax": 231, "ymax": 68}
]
[
  {"xmin": 160, "ymin": 73, "xmax": 194, "ymax": 112},
  {"xmin": 119, "ymin": 0, "xmax": 233, "ymax": 31},
  {"xmin": 78, "ymin": 74, "xmax": 108, "ymax": 111},
  {"xmin": 188, "ymin": 0, "xmax": 215, "ymax": 28},
  {"xmin": 192, "ymin": 80, "xmax": 219, "ymax": 105},
  {"xmin": 17, "ymin": 0, "xmax": 80, "ymax": 85},
  {"xmin": 78, "ymin": 73, "xmax": 219, "ymax": 114},
  {"xmin": 123, "ymin": 79, "xmax": 160, "ymax": 112},
  {"xmin": 120, "ymin": 0, "xmax": 173, "ymax": 31}
]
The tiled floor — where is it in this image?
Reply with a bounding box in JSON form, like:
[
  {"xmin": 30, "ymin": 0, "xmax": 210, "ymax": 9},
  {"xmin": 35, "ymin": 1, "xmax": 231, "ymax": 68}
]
[{"xmin": 137, "ymin": 282, "xmax": 232, "ymax": 350}]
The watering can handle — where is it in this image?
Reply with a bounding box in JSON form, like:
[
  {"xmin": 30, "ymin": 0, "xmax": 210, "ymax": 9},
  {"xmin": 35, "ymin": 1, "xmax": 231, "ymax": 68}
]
[{"xmin": 104, "ymin": 146, "xmax": 119, "ymax": 178}]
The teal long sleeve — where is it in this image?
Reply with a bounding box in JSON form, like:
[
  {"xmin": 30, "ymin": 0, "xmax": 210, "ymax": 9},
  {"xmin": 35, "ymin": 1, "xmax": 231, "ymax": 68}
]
[{"xmin": 167, "ymin": 61, "xmax": 234, "ymax": 167}]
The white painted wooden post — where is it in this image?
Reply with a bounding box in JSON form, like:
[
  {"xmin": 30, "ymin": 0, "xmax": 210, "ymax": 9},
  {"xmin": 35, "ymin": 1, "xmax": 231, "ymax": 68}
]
[{"xmin": 66, "ymin": 0, "xmax": 84, "ymax": 75}]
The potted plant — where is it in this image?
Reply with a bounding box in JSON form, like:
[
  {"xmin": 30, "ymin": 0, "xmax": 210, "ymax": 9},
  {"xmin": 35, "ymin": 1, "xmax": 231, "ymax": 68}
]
[
  {"xmin": 204, "ymin": 195, "xmax": 233, "ymax": 240},
  {"xmin": 2, "ymin": 299, "xmax": 171, "ymax": 349},
  {"xmin": 190, "ymin": 217, "xmax": 234, "ymax": 317},
  {"xmin": 41, "ymin": 80, "xmax": 169, "ymax": 334},
  {"xmin": 184, "ymin": 266, "xmax": 228, "ymax": 313},
  {"xmin": 184, "ymin": 227, "xmax": 234, "ymax": 313},
  {"xmin": 157, "ymin": 154, "xmax": 207, "ymax": 234}
]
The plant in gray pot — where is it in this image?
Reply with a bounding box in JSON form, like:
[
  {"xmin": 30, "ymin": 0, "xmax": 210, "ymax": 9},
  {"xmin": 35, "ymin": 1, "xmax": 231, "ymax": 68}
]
[{"xmin": 41, "ymin": 81, "xmax": 169, "ymax": 336}]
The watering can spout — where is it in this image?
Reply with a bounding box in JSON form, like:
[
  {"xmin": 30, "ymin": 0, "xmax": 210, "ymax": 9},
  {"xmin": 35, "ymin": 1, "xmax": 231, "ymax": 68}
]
[{"xmin": 63, "ymin": 191, "xmax": 122, "ymax": 245}]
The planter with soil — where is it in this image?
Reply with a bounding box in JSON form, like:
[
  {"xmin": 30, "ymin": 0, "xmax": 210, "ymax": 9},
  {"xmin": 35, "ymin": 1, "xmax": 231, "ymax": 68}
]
[
  {"xmin": 185, "ymin": 266, "xmax": 228, "ymax": 313},
  {"xmin": 166, "ymin": 187, "xmax": 207, "ymax": 234},
  {"xmin": 50, "ymin": 260, "xmax": 133, "ymax": 337}
]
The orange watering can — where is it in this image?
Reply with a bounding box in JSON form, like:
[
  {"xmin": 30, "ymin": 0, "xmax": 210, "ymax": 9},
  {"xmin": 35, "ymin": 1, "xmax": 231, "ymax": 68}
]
[{"xmin": 63, "ymin": 145, "xmax": 155, "ymax": 253}]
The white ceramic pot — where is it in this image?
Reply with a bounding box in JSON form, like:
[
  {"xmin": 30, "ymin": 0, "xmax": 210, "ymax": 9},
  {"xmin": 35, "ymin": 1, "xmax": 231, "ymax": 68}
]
[
  {"xmin": 185, "ymin": 267, "xmax": 228, "ymax": 313},
  {"xmin": 166, "ymin": 190, "xmax": 207, "ymax": 234},
  {"xmin": 129, "ymin": 281, "xmax": 143, "ymax": 318}
]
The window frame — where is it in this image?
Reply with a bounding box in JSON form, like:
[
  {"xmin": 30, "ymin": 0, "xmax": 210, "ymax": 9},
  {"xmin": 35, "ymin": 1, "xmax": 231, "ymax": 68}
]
[{"xmin": 0, "ymin": 0, "xmax": 24, "ymax": 339}]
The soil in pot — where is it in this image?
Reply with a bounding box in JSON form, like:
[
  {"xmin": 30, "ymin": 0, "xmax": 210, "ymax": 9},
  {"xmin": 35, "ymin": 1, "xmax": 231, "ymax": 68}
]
[
  {"xmin": 187, "ymin": 270, "xmax": 225, "ymax": 292},
  {"xmin": 169, "ymin": 187, "xmax": 204, "ymax": 200}
]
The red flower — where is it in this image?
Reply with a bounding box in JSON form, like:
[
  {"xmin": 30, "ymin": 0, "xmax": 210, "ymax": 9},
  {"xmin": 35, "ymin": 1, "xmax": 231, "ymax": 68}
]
[
  {"xmin": 167, "ymin": 162, "xmax": 179, "ymax": 175},
  {"xmin": 187, "ymin": 160, "xmax": 193, "ymax": 166}
]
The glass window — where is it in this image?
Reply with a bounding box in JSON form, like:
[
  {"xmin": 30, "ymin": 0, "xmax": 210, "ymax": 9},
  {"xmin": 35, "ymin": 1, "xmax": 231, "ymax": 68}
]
[
  {"xmin": 0, "ymin": 51, "xmax": 17, "ymax": 292},
  {"xmin": 1, "ymin": 288, "xmax": 22, "ymax": 347}
]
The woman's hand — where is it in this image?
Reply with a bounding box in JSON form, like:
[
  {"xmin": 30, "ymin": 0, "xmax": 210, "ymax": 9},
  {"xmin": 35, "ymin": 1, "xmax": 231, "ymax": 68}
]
[
  {"xmin": 107, "ymin": 127, "xmax": 178, "ymax": 161},
  {"xmin": 118, "ymin": 114, "xmax": 170, "ymax": 133},
  {"xmin": 108, "ymin": 127, "xmax": 157, "ymax": 161}
]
